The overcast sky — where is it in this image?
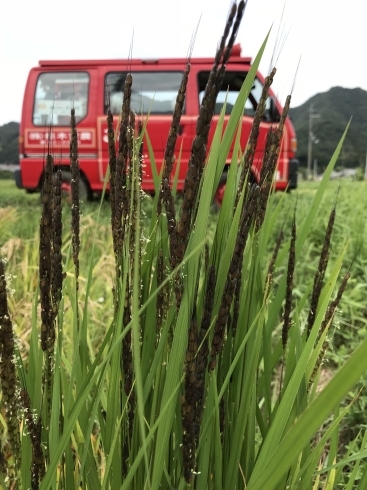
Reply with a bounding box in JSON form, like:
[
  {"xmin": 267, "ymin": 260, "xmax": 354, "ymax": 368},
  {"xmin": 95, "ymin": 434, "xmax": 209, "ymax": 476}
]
[{"xmin": 0, "ymin": 0, "xmax": 365, "ymax": 126}]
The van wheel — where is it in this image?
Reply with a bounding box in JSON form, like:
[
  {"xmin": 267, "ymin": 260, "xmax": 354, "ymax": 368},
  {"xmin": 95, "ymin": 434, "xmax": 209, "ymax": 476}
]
[
  {"xmin": 214, "ymin": 169, "xmax": 257, "ymax": 207},
  {"xmin": 60, "ymin": 170, "xmax": 89, "ymax": 203}
]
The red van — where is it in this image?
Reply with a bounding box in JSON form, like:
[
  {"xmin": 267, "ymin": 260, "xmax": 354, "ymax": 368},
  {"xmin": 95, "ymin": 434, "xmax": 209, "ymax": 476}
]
[{"xmin": 15, "ymin": 44, "xmax": 298, "ymax": 199}]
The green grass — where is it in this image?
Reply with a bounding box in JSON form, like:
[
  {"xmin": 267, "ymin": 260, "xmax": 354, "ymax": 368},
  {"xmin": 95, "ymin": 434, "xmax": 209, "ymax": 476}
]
[
  {"xmin": 3, "ymin": 177, "xmax": 367, "ymax": 341},
  {"xmin": 2, "ymin": 177, "xmax": 367, "ymax": 360},
  {"xmin": 2, "ymin": 174, "xmax": 367, "ymax": 488}
]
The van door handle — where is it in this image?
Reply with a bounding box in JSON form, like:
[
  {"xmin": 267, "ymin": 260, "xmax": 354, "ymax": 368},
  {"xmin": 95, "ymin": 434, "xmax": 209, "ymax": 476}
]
[{"xmin": 178, "ymin": 124, "xmax": 184, "ymax": 136}]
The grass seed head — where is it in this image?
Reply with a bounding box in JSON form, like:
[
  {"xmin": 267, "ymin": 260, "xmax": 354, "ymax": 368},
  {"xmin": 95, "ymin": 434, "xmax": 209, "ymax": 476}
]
[
  {"xmin": 113, "ymin": 73, "xmax": 132, "ymax": 262},
  {"xmin": 163, "ymin": 178, "xmax": 177, "ymax": 237},
  {"xmin": 209, "ymin": 278, "xmax": 237, "ymax": 371},
  {"xmin": 158, "ymin": 62, "xmax": 190, "ymax": 216},
  {"xmin": 317, "ymin": 271, "xmax": 350, "ymax": 343},
  {"xmin": 237, "ymin": 67, "xmax": 276, "ymax": 207},
  {"xmin": 309, "ymin": 338, "xmax": 329, "ymax": 389},
  {"xmin": 222, "ymin": 0, "xmax": 247, "ymax": 65},
  {"xmin": 266, "ymin": 226, "xmax": 284, "ymax": 296},
  {"xmin": 172, "ymin": 1, "xmax": 246, "ymax": 271},
  {"xmin": 209, "ymin": 184, "xmax": 260, "ymax": 369},
  {"xmin": 0, "ymin": 260, "xmax": 21, "ymax": 474},
  {"xmin": 39, "ymin": 153, "xmax": 54, "ymax": 352},
  {"xmin": 307, "ymin": 207, "xmax": 336, "ymax": 338},
  {"xmin": 282, "ymin": 213, "xmax": 296, "ymax": 351},
  {"xmin": 20, "ymin": 388, "xmax": 45, "ymax": 486},
  {"xmin": 107, "ymin": 110, "xmax": 117, "ymax": 245},
  {"xmin": 194, "ymin": 265, "xmax": 216, "ymax": 433},
  {"xmin": 121, "ymin": 276, "xmax": 135, "ymax": 455},
  {"xmin": 231, "ymin": 275, "xmax": 241, "ymax": 336},
  {"xmin": 70, "ymin": 108, "xmax": 81, "ymax": 285},
  {"xmin": 51, "ymin": 169, "xmax": 63, "ymax": 322}
]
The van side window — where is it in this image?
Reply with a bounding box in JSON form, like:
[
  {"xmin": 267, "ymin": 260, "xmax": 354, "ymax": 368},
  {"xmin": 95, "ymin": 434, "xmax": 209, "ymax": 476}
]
[
  {"xmin": 105, "ymin": 72, "xmax": 184, "ymax": 115},
  {"xmin": 33, "ymin": 72, "xmax": 89, "ymax": 126},
  {"xmin": 197, "ymin": 71, "xmax": 273, "ymax": 121}
]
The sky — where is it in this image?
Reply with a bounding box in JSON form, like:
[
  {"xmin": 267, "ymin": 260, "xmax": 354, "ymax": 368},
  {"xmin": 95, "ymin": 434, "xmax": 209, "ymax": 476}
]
[{"xmin": 0, "ymin": 0, "xmax": 366, "ymax": 126}]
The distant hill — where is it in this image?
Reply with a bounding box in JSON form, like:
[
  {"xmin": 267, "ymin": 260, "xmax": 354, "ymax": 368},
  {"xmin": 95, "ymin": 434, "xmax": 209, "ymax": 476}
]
[
  {"xmin": 0, "ymin": 122, "xmax": 19, "ymax": 164},
  {"xmin": 289, "ymin": 87, "xmax": 367, "ymax": 171}
]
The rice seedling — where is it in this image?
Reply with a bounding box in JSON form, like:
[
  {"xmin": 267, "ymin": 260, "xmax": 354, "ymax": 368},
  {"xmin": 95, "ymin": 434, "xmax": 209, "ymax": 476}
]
[
  {"xmin": 1, "ymin": 3, "xmax": 367, "ymax": 489},
  {"xmin": 70, "ymin": 108, "xmax": 80, "ymax": 288}
]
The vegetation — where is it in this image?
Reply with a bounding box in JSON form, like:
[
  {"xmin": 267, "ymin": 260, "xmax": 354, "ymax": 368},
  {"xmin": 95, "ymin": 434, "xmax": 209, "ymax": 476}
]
[
  {"xmin": 290, "ymin": 86, "xmax": 367, "ymax": 171},
  {"xmin": 0, "ymin": 170, "xmax": 14, "ymax": 180},
  {"xmin": 1, "ymin": 3, "xmax": 367, "ymax": 489},
  {"xmin": 0, "ymin": 121, "xmax": 19, "ymax": 164}
]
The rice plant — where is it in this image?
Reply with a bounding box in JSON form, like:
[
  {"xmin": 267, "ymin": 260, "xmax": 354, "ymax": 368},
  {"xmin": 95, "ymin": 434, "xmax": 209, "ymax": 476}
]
[{"xmin": 1, "ymin": 2, "xmax": 367, "ymax": 489}]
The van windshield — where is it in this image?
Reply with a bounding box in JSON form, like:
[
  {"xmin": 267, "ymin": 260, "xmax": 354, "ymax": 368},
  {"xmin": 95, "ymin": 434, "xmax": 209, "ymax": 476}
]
[
  {"xmin": 105, "ymin": 72, "xmax": 183, "ymax": 115},
  {"xmin": 198, "ymin": 71, "xmax": 273, "ymax": 121},
  {"xmin": 33, "ymin": 72, "xmax": 89, "ymax": 126}
]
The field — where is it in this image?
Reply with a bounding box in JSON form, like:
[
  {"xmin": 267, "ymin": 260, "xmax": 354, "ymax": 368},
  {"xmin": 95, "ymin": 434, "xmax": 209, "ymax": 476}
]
[
  {"xmin": 2, "ymin": 175, "xmax": 367, "ymax": 476},
  {"xmin": 2, "ymin": 178, "xmax": 367, "ymax": 343}
]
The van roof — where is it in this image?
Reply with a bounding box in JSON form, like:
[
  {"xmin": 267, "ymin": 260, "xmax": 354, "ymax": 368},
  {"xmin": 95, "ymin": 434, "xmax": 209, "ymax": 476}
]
[{"xmin": 39, "ymin": 44, "xmax": 252, "ymax": 68}]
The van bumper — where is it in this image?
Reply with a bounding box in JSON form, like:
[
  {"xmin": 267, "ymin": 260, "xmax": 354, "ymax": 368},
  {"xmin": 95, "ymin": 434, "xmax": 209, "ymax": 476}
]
[
  {"xmin": 288, "ymin": 158, "xmax": 299, "ymax": 190},
  {"xmin": 14, "ymin": 169, "xmax": 23, "ymax": 189}
]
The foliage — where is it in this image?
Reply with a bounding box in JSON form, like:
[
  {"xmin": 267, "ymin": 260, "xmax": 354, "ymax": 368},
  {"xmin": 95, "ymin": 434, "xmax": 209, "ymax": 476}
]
[
  {"xmin": 2, "ymin": 178, "xmax": 367, "ymax": 489},
  {"xmin": 290, "ymin": 86, "xmax": 367, "ymax": 171},
  {"xmin": 0, "ymin": 122, "xmax": 19, "ymax": 164},
  {"xmin": 354, "ymin": 167, "xmax": 364, "ymax": 181},
  {"xmin": 0, "ymin": 169, "xmax": 14, "ymax": 180}
]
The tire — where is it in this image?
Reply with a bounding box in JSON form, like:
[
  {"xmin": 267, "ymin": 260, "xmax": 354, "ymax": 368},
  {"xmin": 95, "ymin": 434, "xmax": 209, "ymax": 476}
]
[
  {"xmin": 214, "ymin": 169, "xmax": 257, "ymax": 207},
  {"xmin": 248, "ymin": 170, "xmax": 257, "ymax": 186},
  {"xmin": 59, "ymin": 170, "xmax": 89, "ymax": 203}
]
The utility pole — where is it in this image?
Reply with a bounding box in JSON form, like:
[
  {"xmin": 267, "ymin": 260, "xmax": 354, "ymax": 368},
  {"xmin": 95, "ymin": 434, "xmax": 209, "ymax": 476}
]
[
  {"xmin": 307, "ymin": 104, "xmax": 321, "ymax": 180},
  {"xmin": 313, "ymin": 158, "xmax": 318, "ymax": 180},
  {"xmin": 364, "ymin": 150, "xmax": 367, "ymax": 180}
]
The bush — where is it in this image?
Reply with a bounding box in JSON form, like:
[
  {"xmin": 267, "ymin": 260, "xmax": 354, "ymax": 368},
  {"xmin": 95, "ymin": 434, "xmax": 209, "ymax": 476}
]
[{"xmin": 0, "ymin": 168, "xmax": 14, "ymax": 180}]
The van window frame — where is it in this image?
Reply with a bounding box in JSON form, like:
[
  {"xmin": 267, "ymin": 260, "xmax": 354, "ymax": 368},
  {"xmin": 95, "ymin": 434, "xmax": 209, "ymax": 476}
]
[
  {"xmin": 32, "ymin": 70, "xmax": 90, "ymax": 126},
  {"xmin": 197, "ymin": 70, "xmax": 274, "ymax": 121},
  {"xmin": 104, "ymin": 71, "xmax": 185, "ymax": 116}
]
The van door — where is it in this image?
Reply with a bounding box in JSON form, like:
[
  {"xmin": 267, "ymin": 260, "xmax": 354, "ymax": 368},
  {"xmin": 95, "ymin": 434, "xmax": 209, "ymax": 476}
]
[
  {"xmin": 97, "ymin": 69, "xmax": 193, "ymax": 193},
  {"xmin": 24, "ymin": 68, "xmax": 98, "ymax": 191}
]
